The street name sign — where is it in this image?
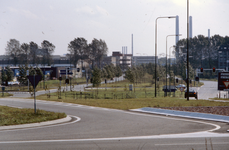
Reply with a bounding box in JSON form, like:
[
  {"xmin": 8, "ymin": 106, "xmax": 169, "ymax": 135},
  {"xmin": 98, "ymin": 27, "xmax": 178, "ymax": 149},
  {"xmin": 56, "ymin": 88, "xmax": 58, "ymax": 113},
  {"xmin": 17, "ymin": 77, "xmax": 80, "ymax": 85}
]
[{"xmin": 218, "ymin": 72, "xmax": 229, "ymax": 90}]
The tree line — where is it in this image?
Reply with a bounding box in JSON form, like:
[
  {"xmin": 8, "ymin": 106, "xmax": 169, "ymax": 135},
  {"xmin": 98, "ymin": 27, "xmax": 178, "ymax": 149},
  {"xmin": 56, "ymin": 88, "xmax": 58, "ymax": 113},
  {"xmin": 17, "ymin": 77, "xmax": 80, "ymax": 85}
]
[
  {"xmin": 175, "ymin": 35, "xmax": 229, "ymax": 78},
  {"xmin": 91, "ymin": 64, "xmax": 122, "ymax": 87},
  {"xmin": 1, "ymin": 65, "xmax": 43, "ymax": 86},
  {"xmin": 5, "ymin": 39, "xmax": 55, "ymax": 66},
  {"xmin": 68, "ymin": 37, "xmax": 108, "ymax": 69},
  {"xmin": 4, "ymin": 37, "xmax": 108, "ymax": 70}
]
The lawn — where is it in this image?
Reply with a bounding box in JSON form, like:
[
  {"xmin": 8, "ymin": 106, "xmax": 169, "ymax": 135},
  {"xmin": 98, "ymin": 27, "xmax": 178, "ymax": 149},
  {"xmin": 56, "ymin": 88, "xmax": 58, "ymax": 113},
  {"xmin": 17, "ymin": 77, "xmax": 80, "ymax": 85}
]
[
  {"xmin": 0, "ymin": 77, "xmax": 87, "ymax": 92},
  {"xmin": 36, "ymin": 90, "xmax": 229, "ymax": 110},
  {"xmin": 0, "ymin": 105, "xmax": 66, "ymax": 126},
  {"xmin": 33, "ymin": 74, "xmax": 223, "ymax": 110}
]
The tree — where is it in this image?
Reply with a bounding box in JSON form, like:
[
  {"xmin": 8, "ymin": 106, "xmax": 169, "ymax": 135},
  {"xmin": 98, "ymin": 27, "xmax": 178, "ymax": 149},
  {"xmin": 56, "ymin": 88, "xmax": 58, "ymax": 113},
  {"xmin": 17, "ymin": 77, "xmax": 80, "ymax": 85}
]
[
  {"xmin": 41, "ymin": 40, "xmax": 55, "ymax": 66},
  {"xmin": 29, "ymin": 42, "xmax": 39, "ymax": 66},
  {"xmin": 5, "ymin": 39, "xmax": 21, "ymax": 66},
  {"xmin": 18, "ymin": 65, "xmax": 29, "ymax": 85},
  {"xmin": 115, "ymin": 65, "xmax": 122, "ymax": 79},
  {"xmin": 20, "ymin": 43, "xmax": 30, "ymax": 65},
  {"xmin": 88, "ymin": 38, "xmax": 108, "ymax": 69},
  {"xmin": 124, "ymin": 68, "xmax": 135, "ymax": 84},
  {"xmin": 91, "ymin": 67, "xmax": 101, "ymax": 87},
  {"xmin": 68, "ymin": 38, "xmax": 88, "ymax": 68},
  {"xmin": 1, "ymin": 70, "xmax": 7, "ymax": 85},
  {"xmin": 101, "ymin": 68, "xmax": 108, "ymax": 79},
  {"xmin": 1, "ymin": 66, "xmax": 14, "ymax": 86}
]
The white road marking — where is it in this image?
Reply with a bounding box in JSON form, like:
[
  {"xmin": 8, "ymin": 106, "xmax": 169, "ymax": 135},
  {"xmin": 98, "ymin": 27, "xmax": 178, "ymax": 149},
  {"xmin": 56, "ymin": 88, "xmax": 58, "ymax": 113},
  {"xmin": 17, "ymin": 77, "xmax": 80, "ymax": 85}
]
[
  {"xmin": 125, "ymin": 111, "xmax": 221, "ymax": 132},
  {"xmin": 155, "ymin": 142, "xmax": 229, "ymax": 146},
  {"xmin": 0, "ymin": 132, "xmax": 229, "ymax": 144},
  {"xmin": 0, "ymin": 116, "xmax": 81, "ymax": 132}
]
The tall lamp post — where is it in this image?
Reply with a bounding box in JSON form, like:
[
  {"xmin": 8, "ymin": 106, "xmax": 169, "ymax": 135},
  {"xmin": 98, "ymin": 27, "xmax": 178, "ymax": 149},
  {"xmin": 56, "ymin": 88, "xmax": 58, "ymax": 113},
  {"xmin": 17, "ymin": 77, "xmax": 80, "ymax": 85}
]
[
  {"xmin": 165, "ymin": 34, "xmax": 181, "ymax": 96},
  {"xmin": 169, "ymin": 45, "xmax": 176, "ymax": 96},
  {"xmin": 187, "ymin": 0, "xmax": 190, "ymax": 100},
  {"xmin": 155, "ymin": 16, "xmax": 176, "ymax": 97}
]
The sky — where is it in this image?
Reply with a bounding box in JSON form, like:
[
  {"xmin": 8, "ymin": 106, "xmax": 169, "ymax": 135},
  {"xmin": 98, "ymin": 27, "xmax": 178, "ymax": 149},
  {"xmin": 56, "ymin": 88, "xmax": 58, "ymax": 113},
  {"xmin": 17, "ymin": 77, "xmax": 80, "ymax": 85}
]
[{"xmin": 0, "ymin": 0, "xmax": 229, "ymax": 58}]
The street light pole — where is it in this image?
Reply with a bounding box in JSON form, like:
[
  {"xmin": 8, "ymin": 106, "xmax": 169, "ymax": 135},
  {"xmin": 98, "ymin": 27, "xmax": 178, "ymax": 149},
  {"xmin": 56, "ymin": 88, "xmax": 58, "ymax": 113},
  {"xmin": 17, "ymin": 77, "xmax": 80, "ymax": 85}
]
[
  {"xmin": 169, "ymin": 45, "xmax": 176, "ymax": 96},
  {"xmin": 187, "ymin": 0, "xmax": 190, "ymax": 101},
  {"xmin": 166, "ymin": 34, "xmax": 181, "ymax": 97},
  {"xmin": 155, "ymin": 16, "xmax": 176, "ymax": 97}
]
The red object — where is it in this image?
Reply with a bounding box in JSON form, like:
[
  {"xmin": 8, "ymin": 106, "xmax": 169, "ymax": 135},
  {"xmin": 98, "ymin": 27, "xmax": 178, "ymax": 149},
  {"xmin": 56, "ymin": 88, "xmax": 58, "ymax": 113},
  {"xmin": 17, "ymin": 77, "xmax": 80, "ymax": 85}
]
[
  {"xmin": 201, "ymin": 68, "xmax": 203, "ymax": 72},
  {"xmin": 213, "ymin": 68, "xmax": 215, "ymax": 72}
]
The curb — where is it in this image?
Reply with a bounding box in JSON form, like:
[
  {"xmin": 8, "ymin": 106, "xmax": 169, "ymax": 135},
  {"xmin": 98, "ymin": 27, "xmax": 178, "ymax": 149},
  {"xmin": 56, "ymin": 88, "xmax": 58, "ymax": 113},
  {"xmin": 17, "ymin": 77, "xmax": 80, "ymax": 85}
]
[
  {"xmin": 0, "ymin": 115, "xmax": 71, "ymax": 131},
  {"xmin": 130, "ymin": 108, "xmax": 229, "ymax": 123}
]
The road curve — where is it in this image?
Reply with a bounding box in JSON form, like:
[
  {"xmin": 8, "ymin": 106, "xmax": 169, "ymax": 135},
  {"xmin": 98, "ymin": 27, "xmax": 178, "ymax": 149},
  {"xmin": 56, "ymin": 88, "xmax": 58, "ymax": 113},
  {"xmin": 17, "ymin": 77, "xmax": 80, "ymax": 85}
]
[{"xmin": 0, "ymin": 98, "xmax": 229, "ymax": 150}]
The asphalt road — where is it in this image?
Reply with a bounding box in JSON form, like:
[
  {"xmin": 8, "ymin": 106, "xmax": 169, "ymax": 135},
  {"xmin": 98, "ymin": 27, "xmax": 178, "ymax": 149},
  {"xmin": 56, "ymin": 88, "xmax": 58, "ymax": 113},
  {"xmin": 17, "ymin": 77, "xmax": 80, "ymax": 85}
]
[{"xmin": 0, "ymin": 98, "xmax": 229, "ymax": 150}]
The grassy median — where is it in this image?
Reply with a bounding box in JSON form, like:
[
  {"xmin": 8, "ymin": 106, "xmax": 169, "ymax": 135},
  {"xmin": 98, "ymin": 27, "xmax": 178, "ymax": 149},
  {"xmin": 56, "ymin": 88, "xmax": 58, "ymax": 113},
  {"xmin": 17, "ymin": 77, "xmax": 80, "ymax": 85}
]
[
  {"xmin": 0, "ymin": 105, "xmax": 66, "ymax": 126},
  {"xmin": 36, "ymin": 90, "xmax": 229, "ymax": 110}
]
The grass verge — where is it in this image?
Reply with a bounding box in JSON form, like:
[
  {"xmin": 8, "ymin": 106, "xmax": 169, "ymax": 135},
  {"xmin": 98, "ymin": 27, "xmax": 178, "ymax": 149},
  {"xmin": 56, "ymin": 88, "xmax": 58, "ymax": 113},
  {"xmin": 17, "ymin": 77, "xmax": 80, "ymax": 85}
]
[
  {"xmin": 0, "ymin": 93, "xmax": 13, "ymax": 98},
  {"xmin": 0, "ymin": 105, "xmax": 66, "ymax": 126},
  {"xmin": 36, "ymin": 91, "xmax": 229, "ymax": 110}
]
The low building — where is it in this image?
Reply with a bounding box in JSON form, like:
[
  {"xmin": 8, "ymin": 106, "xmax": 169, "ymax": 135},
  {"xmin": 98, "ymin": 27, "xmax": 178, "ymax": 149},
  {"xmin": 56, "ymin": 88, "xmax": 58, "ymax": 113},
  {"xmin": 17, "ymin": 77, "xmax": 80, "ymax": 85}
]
[
  {"xmin": 112, "ymin": 51, "xmax": 132, "ymax": 70},
  {"xmin": 133, "ymin": 56, "xmax": 158, "ymax": 66}
]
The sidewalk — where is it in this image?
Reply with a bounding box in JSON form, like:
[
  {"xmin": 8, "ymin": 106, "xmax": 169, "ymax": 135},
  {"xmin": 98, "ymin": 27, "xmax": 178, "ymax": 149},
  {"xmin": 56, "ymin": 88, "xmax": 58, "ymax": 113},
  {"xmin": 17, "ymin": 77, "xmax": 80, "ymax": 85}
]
[{"xmin": 131, "ymin": 107, "xmax": 229, "ymax": 123}]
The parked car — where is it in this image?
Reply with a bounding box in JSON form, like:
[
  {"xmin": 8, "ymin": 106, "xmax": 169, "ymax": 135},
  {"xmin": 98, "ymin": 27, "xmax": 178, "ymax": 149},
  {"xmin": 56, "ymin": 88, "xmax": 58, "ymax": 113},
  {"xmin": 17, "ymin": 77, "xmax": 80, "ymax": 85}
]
[
  {"xmin": 8, "ymin": 81, "xmax": 20, "ymax": 85},
  {"xmin": 185, "ymin": 89, "xmax": 198, "ymax": 99},
  {"xmin": 176, "ymin": 84, "xmax": 186, "ymax": 88}
]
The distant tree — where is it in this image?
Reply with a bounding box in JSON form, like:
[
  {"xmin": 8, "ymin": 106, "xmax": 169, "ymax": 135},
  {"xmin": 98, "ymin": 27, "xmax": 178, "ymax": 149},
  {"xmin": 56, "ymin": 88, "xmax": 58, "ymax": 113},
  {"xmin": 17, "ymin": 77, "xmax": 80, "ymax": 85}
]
[
  {"xmin": 18, "ymin": 65, "xmax": 29, "ymax": 85},
  {"xmin": 41, "ymin": 40, "xmax": 56, "ymax": 66},
  {"xmin": 1, "ymin": 66, "xmax": 14, "ymax": 86},
  {"xmin": 68, "ymin": 38, "xmax": 88, "ymax": 68},
  {"xmin": 29, "ymin": 42, "xmax": 39, "ymax": 66},
  {"xmin": 124, "ymin": 68, "xmax": 135, "ymax": 84},
  {"xmin": 29, "ymin": 66, "xmax": 36, "ymax": 75},
  {"xmin": 5, "ymin": 39, "xmax": 21, "ymax": 66},
  {"xmin": 20, "ymin": 43, "xmax": 30, "ymax": 65},
  {"xmin": 1, "ymin": 70, "xmax": 7, "ymax": 85},
  {"xmin": 115, "ymin": 65, "xmax": 122, "ymax": 81},
  {"xmin": 101, "ymin": 68, "xmax": 108, "ymax": 79},
  {"xmin": 88, "ymin": 39, "xmax": 108, "ymax": 69},
  {"xmin": 104, "ymin": 65, "xmax": 114, "ymax": 79},
  {"xmin": 91, "ymin": 67, "xmax": 101, "ymax": 87}
]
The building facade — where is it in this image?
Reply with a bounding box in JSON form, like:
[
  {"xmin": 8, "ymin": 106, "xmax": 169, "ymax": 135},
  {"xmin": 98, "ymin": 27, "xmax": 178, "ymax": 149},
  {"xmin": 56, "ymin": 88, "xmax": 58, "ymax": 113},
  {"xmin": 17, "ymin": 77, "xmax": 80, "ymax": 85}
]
[{"xmin": 133, "ymin": 56, "xmax": 158, "ymax": 66}]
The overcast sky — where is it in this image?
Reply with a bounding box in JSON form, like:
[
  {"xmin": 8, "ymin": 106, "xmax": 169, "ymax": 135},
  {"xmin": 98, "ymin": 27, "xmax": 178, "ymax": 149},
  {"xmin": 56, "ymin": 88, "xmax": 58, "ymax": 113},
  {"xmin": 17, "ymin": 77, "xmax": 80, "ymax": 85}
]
[{"xmin": 0, "ymin": 0, "xmax": 228, "ymax": 57}]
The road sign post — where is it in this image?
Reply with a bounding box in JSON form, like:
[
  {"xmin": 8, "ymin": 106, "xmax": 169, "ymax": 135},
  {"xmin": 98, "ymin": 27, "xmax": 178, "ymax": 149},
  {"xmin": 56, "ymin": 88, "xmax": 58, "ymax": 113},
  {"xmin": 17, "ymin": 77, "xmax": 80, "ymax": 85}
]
[{"xmin": 27, "ymin": 75, "xmax": 42, "ymax": 114}]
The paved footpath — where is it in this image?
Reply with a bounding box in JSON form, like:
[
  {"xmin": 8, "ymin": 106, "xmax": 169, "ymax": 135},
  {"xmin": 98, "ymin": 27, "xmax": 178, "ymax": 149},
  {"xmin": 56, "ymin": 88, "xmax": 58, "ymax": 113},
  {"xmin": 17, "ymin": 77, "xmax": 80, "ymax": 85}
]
[{"xmin": 131, "ymin": 107, "xmax": 229, "ymax": 123}]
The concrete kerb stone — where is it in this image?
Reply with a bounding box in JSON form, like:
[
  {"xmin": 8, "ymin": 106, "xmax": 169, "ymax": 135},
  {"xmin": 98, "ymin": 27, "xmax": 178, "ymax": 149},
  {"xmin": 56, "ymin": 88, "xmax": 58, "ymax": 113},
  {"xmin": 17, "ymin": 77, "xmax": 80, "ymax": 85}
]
[
  {"xmin": 0, "ymin": 115, "xmax": 71, "ymax": 131},
  {"xmin": 130, "ymin": 108, "xmax": 229, "ymax": 123}
]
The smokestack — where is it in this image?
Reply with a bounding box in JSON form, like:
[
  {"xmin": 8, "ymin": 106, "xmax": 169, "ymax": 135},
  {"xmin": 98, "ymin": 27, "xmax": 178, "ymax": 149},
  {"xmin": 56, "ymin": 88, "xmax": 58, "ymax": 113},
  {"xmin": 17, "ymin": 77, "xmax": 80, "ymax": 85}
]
[
  {"xmin": 132, "ymin": 34, "xmax": 133, "ymax": 56},
  {"xmin": 176, "ymin": 15, "xmax": 179, "ymax": 44},
  {"xmin": 126, "ymin": 46, "xmax": 127, "ymax": 54},
  {"xmin": 208, "ymin": 29, "xmax": 210, "ymax": 40},
  {"xmin": 189, "ymin": 16, "xmax": 193, "ymax": 38},
  {"xmin": 122, "ymin": 46, "xmax": 123, "ymax": 55}
]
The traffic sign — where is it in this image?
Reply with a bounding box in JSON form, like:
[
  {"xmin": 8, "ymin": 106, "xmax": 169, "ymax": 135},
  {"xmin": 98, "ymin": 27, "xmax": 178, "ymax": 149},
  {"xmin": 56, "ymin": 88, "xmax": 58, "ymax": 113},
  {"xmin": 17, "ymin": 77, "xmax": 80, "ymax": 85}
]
[
  {"xmin": 218, "ymin": 72, "xmax": 229, "ymax": 90},
  {"xmin": 223, "ymin": 81, "xmax": 229, "ymax": 89},
  {"xmin": 27, "ymin": 75, "xmax": 42, "ymax": 89}
]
